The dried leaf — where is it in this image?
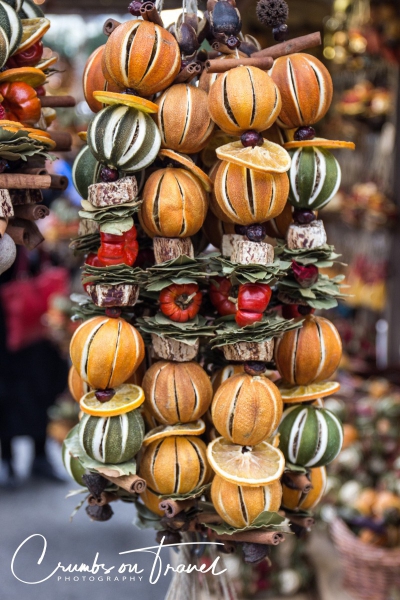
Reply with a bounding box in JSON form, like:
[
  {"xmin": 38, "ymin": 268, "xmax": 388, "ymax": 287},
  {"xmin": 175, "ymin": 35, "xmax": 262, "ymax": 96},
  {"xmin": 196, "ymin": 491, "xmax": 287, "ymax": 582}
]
[{"xmin": 204, "ymin": 510, "xmax": 291, "ymax": 535}]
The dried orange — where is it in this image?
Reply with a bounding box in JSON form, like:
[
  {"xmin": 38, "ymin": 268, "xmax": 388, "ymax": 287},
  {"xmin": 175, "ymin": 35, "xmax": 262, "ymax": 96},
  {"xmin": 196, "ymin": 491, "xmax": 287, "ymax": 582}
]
[
  {"xmin": 282, "ymin": 466, "xmax": 327, "ymax": 511},
  {"xmin": 202, "ymin": 210, "xmax": 236, "ymax": 251},
  {"xmin": 208, "ymin": 66, "xmax": 281, "ymax": 135},
  {"xmin": 158, "ymin": 149, "xmax": 213, "ymax": 192},
  {"xmin": 70, "ymin": 316, "xmax": 145, "ymax": 390},
  {"xmin": 0, "ymin": 67, "xmax": 46, "ymax": 87},
  {"xmin": 211, "ymin": 474, "xmax": 282, "ymax": 528},
  {"xmin": 211, "ymin": 373, "xmax": 283, "ymax": 446},
  {"xmin": 211, "ymin": 364, "xmax": 244, "ymax": 393},
  {"xmin": 142, "ymin": 421, "xmax": 206, "ymax": 446},
  {"xmin": 142, "ymin": 360, "xmax": 213, "ymax": 425},
  {"xmin": 93, "ymin": 90, "xmax": 158, "ymax": 114},
  {"xmin": 201, "ymin": 130, "xmax": 239, "ymax": 169},
  {"xmin": 28, "ymin": 134, "xmax": 56, "ymax": 149},
  {"xmin": 18, "ymin": 18, "xmax": 50, "ymax": 53},
  {"xmin": 139, "ymin": 436, "xmax": 211, "ymax": 495},
  {"xmin": 207, "ymin": 436, "xmax": 285, "ymax": 487},
  {"xmin": 80, "ymin": 383, "xmax": 145, "ymax": 417},
  {"xmin": 83, "ymin": 45, "xmax": 122, "ymax": 113},
  {"xmin": 275, "ymin": 315, "xmax": 342, "ymax": 386},
  {"xmin": 277, "ymin": 380, "xmax": 340, "ymax": 403},
  {"xmin": 216, "ymin": 140, "xmax": 291, "ymax": 174},
  {"xmin": 139, "ymin": 487, "xmax": 164, "ymax": 516},
  {"xmin": 68, "ymin": 365, "xmax": 91, "ymax": 403},
  {"xmin": 283, "ymin": 138, "xmax": 355, "ymax": 150}
]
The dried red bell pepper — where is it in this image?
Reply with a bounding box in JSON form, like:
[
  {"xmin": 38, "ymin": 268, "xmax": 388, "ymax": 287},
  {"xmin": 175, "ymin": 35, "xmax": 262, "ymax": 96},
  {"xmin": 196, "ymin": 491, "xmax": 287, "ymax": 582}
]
[
  {"xmin": 209, "ymin": 276, "xmax": 237, "ymax": 316},
  {"xmin": 97, "ymin": 225, "xmax": 139, "ymax": 267}
]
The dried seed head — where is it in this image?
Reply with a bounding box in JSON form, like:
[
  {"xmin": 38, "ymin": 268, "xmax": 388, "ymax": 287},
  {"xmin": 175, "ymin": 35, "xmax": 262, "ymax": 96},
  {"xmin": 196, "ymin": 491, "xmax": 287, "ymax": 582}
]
[
  {"xmin": 86, "ymin": 503, "xmax": 114, "ymax": 522},
  {"xmin": 82, "ymin": 473, "xmax": 108, "ymax": 497},
  {"xmin": 256, "ymin": 0, "xmax": 289, "ymax": 28}
]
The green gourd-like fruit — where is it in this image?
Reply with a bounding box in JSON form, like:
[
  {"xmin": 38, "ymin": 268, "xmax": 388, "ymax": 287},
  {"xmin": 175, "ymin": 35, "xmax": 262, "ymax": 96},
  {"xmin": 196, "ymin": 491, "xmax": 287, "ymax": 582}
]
[
  {"xmin": 278, "ymin": 404, "xmax": 343, "ymax": 468},
  {"xmin": 288, "ymin": 146, "xmax": 341, "ymax": 211},
  {"xmin": 0, "ymin": 0, "xmax": 22, "ymax": 55},
  {"xmin": 79, "ymin": 409, "xmax": 144, "ymax": 464},
  {"xmin": 62, "ymin": 441, "xmax": 86, "ymax": 486},
  {"xmin": 72, "ymin": 145, "xmax": 101, "ymax": 200},
  {"xmin": 87, "ymin": 104, "xmax": 161, "ymax": 173},
  {"xmin": 18, "ymin": 0, "xmax": 43, "ymax": 18}
]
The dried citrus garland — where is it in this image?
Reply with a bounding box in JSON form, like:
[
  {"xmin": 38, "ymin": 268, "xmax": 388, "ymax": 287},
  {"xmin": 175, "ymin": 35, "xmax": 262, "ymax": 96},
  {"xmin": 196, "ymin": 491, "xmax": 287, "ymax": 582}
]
[{"xmin": 63, "ymin": 0, "xmax": 354, "ymax": 564}]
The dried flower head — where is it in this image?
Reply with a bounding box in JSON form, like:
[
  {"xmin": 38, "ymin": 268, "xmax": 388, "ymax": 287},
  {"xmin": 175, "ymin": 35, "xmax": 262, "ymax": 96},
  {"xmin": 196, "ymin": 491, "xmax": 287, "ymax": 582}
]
[{"xmin": 256, "ymin": 0, "xmax": 289, "ymax": 28}]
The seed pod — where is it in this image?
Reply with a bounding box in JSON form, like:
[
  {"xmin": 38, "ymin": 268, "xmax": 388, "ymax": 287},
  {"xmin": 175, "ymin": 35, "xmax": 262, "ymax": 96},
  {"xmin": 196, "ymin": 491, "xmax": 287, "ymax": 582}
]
[
  {"xmin": 140, "ymin": 168, "xmax": 208, "ymax": 238},
  {"xmin": 274, "ymin": 315, "xmax": 342, "ymax": 386},
  {"xmin": 104, "ymin": 21, "xmax": 181, "ymax": 96},
  {"xmin": 142, "ymin": 361, "xmax": 213, "ymax": 425},
  {"xmin": 70, "ymin": 316, "xmax": 145, "ymax": 389},
  {"xmin": 208, "ymin": 66, "xmax": 281, "ymax": 135},
  {"xmin": 288, "ymin": 147, "xmax": 341, "ymax": 211},
  {"xmin": 211, "ymin": 474, "xmax": 282, "ymax": 528},
  {"xmin": 79, "ymin": 409, "xmax": 144, "ymax": 464},
  {"xmin": 282, "ymin": 466, "xmax": 327, "ymax": 511},
  {"xmin": 156, "ymin": 84, "xmax": 214, "ymax": 154},
  {"xmin": 278, "ymin": 405, "xmax": 343, "ymax": 468},
  {"xmin": 87, "ymin": 104, "xmax": 161, "ymax": 172},
  {"xmin": 83, "ymin": 45, "xmax": 122, "ymax": 113},
  {"xmin": 213, "ymin": 160, "xmax": 289, "ymax": 225},
  {"xmin": 269, "ymin": 54, "xmax": 333, "ymax": 129},
  {"xmin": 210, "ymin": 0, "xmax": 242, "ymax": 37},
  {"xmin": 212, "ymin": 373, "xmax": 283, "ymax": 445},
  {"xmin": 139, "ymin": 436, "xmax": 211, "ymax": 495},
  {"xmin": 176, "ymin": 21, "xmax": 199, "ymax": 56}
]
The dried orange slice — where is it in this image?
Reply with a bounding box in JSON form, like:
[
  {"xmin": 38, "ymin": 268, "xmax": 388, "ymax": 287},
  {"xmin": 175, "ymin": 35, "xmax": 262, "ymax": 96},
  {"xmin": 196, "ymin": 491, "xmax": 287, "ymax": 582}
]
[
  {"xmin": 77, "ymin": 131, "xmax": 87, "ymax": 142},
  {"xmin": 0, "ymin": 120, "xmax": 24, "ymax": 129},
  {"xmin": 283, "ymin": 138, "xmax": 356, "ymax": 150},
  {"xmin": 158, "ymin": 149, "xmax": 213, "ymax": 192},
  {"xmin": 36, "ymin": 56, "xmax": 58, "ymax": 71},
  {"xmin": 42, "ymin": 107, "xmax": 57, "ymax": 126},
  {"xmin": 93, "ymin": 91, "xmax": 158, "ymax": 114},
  {"xmin": 277, "ymin": 380, "xmax": 340, "ymax": 404},
  {"xmin": 0, "ymin": 67, "xmax": 46, "ymax": 88},
  {"xmin": 80, "ymin": 383, "xmax": 145, "ymax": 417},
  {"xmin": 28, "ymin": 133, "xmax": 56, "ymax": 149},
  {"xmin": 23, "ymin": 127, "xmax": 51, "ymax": 138},
  {"xmin": 18, "ymin": 18, "xmax": 50, "ymax": 53},
  {"xmin": 142, "ymin": 420, "xmax": 206, "ymax": 446},
  {"xmin": 207, "ymin": 436, "xmax": 285, "ymax": 486},
  {"xmin": 200, "ymin": 130, "xmax": 239, "ymax": 168},
  {"xmin": 216, "ymin": 140, "xmax": 291, "ymax": 174}
]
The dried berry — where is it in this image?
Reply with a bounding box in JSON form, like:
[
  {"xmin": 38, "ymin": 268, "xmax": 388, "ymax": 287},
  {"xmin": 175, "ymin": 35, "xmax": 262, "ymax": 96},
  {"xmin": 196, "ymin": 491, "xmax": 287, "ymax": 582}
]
[
  {"xmin": 226, "ymin": 35, "xmax": 241, "ymax": 49},
  {"xmin": 95, "ymin": 388, "xmax": 116, "ymax": 403},
  {"xmin": 100, "ymin": 167, "xmax": 119, "ymax": 182},
  {"xmin": 244, "ymin": 361, "xmax": 267, "ymax": 375},
  {"xmin": 242, "ymin": 542, "xmax": 270, "ymax": 564},
  {"xmin": 292, "ymin": 209, "xmax": 316, "ymax": 225},
  {"xmin": 86, "ymin": 504, "xmax": 114, "ymax": 522},
  {"xmin": 298, "ymin": 305, "xmax": 313, "ymax": 316},
  {"xmin": 105, "ymin": 307, "xmax": 122, "ymax": 318},
  {"xmin": 82, "ymin": 473, "xmax": 108, "ymax": 497},
  {"xmin": 273, "ymin": 23, "xmax": 289, "ymax": 41},
  {"xmin": 245, "ymin": 223, "xmax": 267, "ymax": 242},
  {"xmin": 241, "ymin": 130, "xmax": 264, "ymax": 148},
  {"xmin": 294, "ymin": 126, "xmax": 316, "ymax": 141},
  {"xmin": 291, "ymin": 261, "xmax": 319, "ymax": 288},
  {"xmin": 256, "ymin": 0, "xmax": 289, "ymax": 28},
  {"xmin": 128, "ymin": 0, "xmax": 142, "ymax": 16},
  {"xmin": 235, "ymin": 224, "xmax": 248, "ymax": 235}
]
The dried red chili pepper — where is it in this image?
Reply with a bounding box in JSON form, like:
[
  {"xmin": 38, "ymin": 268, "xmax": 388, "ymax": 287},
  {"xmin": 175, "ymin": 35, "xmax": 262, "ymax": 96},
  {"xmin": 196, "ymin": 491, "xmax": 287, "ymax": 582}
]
[
  {"xmin": 159, "ymin": 283, "xmax": 202, "ymax": 323},
  {"xmin": 209, "ymin": 276, "xmax": 237, "ymax": 316},
  {"xmin": 97, "ymin": 225, "xmax": 139, "ymax": 267},
  {"xmin": 235, "ymin": 283, "xmax": 272, "ymax": 327}
]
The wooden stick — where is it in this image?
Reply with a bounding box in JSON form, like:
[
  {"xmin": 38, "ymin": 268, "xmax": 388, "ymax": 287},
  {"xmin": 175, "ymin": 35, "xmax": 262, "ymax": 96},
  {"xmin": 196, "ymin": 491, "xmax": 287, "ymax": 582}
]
[
  {"xmin": 19, "ymin": 167, "xmax": 48, "ymax": 176},
  {"xmin": 49, "ymin": 131, "xmax": 72, "ymax": 152},
  {"xmin": 206, "ymin": 56, "xmax": 273, "ymax": 73},
  {"xmin": 6, "ymin": 218, "xmax": 44, "ymax": 249},
  {"xmin": 0, "ymin": 174, "xmax": 51, "ymax": 189},
  {"xmin": 50, "ymin": 175, "xmax": 69, "ymax": 191},
  {"xmin": 13, "ymin": 204, "xmax": 49, "ymax": 220},
  {"xmin": 40, "ymin": 95, "xmax": 76, "ymax": 108},
  {"xmin": 288, "ymin": 514, "xmax": 315, "ymax": 529},
  {"xmin": 159, "ymin": 498, "xmax": 197, "ymax": 517},
  {"xmin": 140, "ymin": 2, "xmax": 164, "ymax": 27},
  {"xmin": 252, "ymin": 31, "xmax": 322, "ymax": 59},
  {"xmin": 104, "ymin": 474, "xmax": 147, "ymax": 494},
  {"xmin": 103, "ymin": 18, "xmax": 121, "ymax": 36},
  {"xmin": 173, "ymin": 62, "xmax": 202, "ymax": 84},
  {"xmin": 215, "ymin": 531, "xmax": 285, "ymax": 545}
]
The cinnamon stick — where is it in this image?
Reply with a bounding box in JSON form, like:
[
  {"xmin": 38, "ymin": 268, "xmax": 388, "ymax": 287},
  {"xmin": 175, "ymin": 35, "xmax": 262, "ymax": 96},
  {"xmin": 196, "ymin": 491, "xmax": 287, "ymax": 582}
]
[
  {"xmin": 206, "ymin": 56, "xmax": 273, "ymax": 73},
  {"xmin": 251, "ymin": 31, "xmax": 322, "ymax": 59},
  {"xmin": 173, "ymin": 62, "xmax": 202, "ymax": 84},
  {"xmin": 19, "ymin": 168, "xmax": 48, "ymax": 176},
  {"xmin": 0, "ymin": 217, "xmax": 7, "ymax": 237},
  {"xmin": 282, "ymin": 471, "xmax": 313, "ymax": 494},
  {"xmin": 198, "ymin": 513, "xmax": 224, "ymax": 525},
  {"xmin": 50, "ymin": 175, "xmax": 69, "ymax": 191},
  {"xmin": 0, "ymin": 174, "xmax": 51, "ymax": 190},
  {"xmin": 140, "ymin": 2, "xmax": 164, "ymax": 27},
  {"xmin": 288, "ymin": 514, "xmax": 315, "ymax": 529},
  {"xmin": 6, "ymin": 218, "xmax": 44, "ymax": 249},
  {"xmin": 49, "ymin": 131, "xmax": 72, "ymax": 152},
  {"xmin": 88, "ymin": 492, "xmax": 118, "ymax": 507},
  {"xmin": 40, "ymin": 95, "xmax": 76, "ymax": 108},
  {"xmin": 13, "ymin": 204, "xmax": 49, "ymax": 220},
  {"xmin": 103, "ymin": 18, "xmax": 121, "ymax": 36},
  {"xmin": 215, "ymin": 531, "xmax": 285, "ymax": 545},
  {"xmin": 211, "ymin": 40, "xmax": 238, "ymax": 55},
  {"xmin": 159, "ymin": 498, "xmax": 197, "ymax": 517},
  {"xmin": 104, "ymin": 474, "xmax": 147, "ymax": 494}
]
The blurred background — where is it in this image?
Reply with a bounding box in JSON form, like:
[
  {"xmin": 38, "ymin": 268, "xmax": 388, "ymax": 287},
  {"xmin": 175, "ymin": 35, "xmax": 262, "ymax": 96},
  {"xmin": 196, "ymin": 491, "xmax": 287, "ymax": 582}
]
[{"xmin": 1, "ymin": 0, "xmax": 400, "ymax": 599}]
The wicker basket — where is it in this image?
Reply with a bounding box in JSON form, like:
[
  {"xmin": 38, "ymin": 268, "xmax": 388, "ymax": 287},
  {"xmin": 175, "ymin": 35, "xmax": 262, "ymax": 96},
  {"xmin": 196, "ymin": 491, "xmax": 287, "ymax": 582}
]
[{"xmin": 330, "ymin": 518, "xmax": 400, "ymax": 600}]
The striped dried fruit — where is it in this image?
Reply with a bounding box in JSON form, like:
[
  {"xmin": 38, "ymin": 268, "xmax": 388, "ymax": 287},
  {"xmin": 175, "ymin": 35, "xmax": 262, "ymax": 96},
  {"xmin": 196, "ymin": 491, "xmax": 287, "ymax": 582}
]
[
  {"xmin": 211, "ymin": 474, "xmax": 282, "ymax": 528},
  {"xmin": 156, "ymin": 84, "xmax": 214, "ymax": 154},
  {"xmin": 288, "ymin": 146, "xmax": 341, "ymax": 210},
  {"xmin": 103, "ymin": 20, "xmax": 180, "ymax": 97},
  {"xmin": 269, "ymin": 54, "xmax": 333, "ymax": 129},
  {"xmin": 279, "ymin": 405, "xmax": 343, "ymax": 467},
  {"xmin": 79, "ymin": 409, "xmax": 144, "ymax": 464},
  {"xmin": 69, "ymin": 316, "xmax": 145, "ymax": 389},
  {"xmin": 139, "ymin": 486, "xmax": 164, "ymax": 516},
  {"xmin": 0, "ymin": 0, "xmax": 22, "ymax": 56},
  {"xmin": 87, "ymin": 104, "xmax": 161, "ymax": 172},
  {"xmin": 275, "ymin": 314, "xmax": 342, "ymax": 386},
  {"xmin": 208, "ymin": 66, "xmax": 281, "ymax": 135},
  {"xmin": 83, "ymin": 45, "xmax": 122, "ymax": 113},
  {"xmin": 213, "ymin": 160, "xmax": 289, "ymax": 225},
  {"xmin": 72, "ymin": 145, "xmax": 102, "ymax": 199},
  {"xmin": 142, "ymin": 360, "xmax": 213, "ymax": 425},
  {"xmin": 140, "ymin": 167, "xmax": 208, "ymax": 237},
  {"xmin": 68, "ymin": 365, "xmax": 91, "ymax": 403},
  {"xmin": 139, "ymin": 435, "xmax": 211, "ymax": 495},
  {"xmin": 211, "ymin": 373, "xmax": 283, "ymax": 446},
  {"xmin": 62, "ymin": 442, "xmax": 86, "ymax": 486},
  {"xmin": 282, "ymin": 466, "xmax": 327, "ymax": 511}
]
